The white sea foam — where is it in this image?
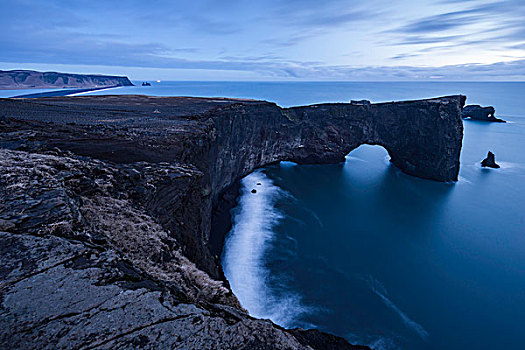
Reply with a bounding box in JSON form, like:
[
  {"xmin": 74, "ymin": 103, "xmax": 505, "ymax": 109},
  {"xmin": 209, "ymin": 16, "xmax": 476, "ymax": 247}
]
[
  {"xmin": 367, "ymin": 276, "xmax": 429, "ymax": 341},
  {"xmin": 280, "ymin": 160, "xmax": 298, "ymax": 167},
  {"xmin": 68, "ymin": 86, "xmax": 122, "ymax": 96},
  {"xmin": 222, "ymin": 170, "xmax": 307, "ymax": 327},
  {"xmin": 496, "ymin": 161, "xmax": 525, "ymax": 169},
  {"xmin": 303, "ymin": 207, "xmax": 324, "ymax": 228},
  {"xmin": 345, "ymin": 155, "xmax": 368, "ymax": 162},
  {"xmin": 458, "ymin": 176, "xmax": 473, "ymax": 184}
]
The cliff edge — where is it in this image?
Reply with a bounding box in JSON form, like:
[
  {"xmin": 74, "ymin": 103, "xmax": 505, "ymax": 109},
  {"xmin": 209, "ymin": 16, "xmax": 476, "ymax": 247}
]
[
  {"xmin": 0, "ymin": 95, "xmax": 464, "ymax": 349},
  {"xmin": 0, "ymin": 69, "xmax": 134, "ymax": 90}
]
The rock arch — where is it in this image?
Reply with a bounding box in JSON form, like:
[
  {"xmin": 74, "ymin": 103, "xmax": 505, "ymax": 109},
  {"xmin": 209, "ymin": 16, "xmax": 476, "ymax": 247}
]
[
  {"xmin": 209, "ymin": 95, "xmax": 465, "ymax": 205},
  {"xmin": 280, "ymin": 96, "xmax": 465, "ymax": 182}
]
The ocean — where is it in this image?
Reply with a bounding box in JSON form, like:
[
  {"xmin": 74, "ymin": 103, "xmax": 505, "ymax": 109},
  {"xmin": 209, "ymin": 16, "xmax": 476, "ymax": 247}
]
[
  {"xmin": 12, "ymin": 81, "xmax": 525, "ymax": 349},
  {"xmin": 206, "ymin": 82, "xmax": 524, "ymax": 350}
]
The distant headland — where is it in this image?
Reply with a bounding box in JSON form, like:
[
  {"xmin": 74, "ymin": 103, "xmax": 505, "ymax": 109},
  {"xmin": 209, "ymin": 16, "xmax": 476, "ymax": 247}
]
[{"xmin": 0, "ymin": 69, "xmax": 134, "ymax": 90}]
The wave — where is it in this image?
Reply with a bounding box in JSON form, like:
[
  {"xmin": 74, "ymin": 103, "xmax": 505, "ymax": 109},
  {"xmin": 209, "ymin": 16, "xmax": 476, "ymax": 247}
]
[
  {"xmin": 346, "ymin": 333, "xmax": 400, "ymax": 350},
  {"xmin": 458, "ymin": 176, "xmax": 473, "ymax": 184},
  {"xmin": 222, "ymin": 170, "xmax": 309, "ymax": 327},
  {"xmin": 367, "ymin": 276, "xmax": 429, "ymax": 341},
  {"xmin": 345, "ymin": 155, "xmax": 368, "ymax": 162},
  {"xmin": 68, "ymin": 86, "xmax": 121, "ymax": 96},
  {"xmin": 496, "ymin": 161, "xmax": 525, "ymax": 169}
]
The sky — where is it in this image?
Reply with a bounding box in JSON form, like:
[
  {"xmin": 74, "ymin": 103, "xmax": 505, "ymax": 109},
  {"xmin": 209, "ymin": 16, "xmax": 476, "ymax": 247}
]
[{"xmin": 1, "ymin": 0, "xmax": 524, "ymax": 81}]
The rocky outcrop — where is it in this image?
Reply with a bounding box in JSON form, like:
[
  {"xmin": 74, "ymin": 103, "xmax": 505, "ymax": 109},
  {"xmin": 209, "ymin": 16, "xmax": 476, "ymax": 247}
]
[
  {"xmin": 1, "ymin": 149, "xmax": 365, "ymax": 350},
  {"xmin": 462, "ymin": 104, "xmax": 505, "ymax": 122},
  {"xmin": 481, "ymin": 151, "xmax": 500, "ymax": 168},
  {"xmin": 0, "ymin": 94, "xmax": 464, "ymax": 349},
  {"xmin": 0, "ymin": 69, "xmax": 134, "ymax": 89}
]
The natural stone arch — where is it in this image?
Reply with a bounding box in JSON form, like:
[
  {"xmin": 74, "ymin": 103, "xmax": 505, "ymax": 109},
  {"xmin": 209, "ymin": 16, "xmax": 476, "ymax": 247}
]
[
  {"xmin": 192, "ymin": 95, "xmax": 466, "ymax": 274},
  {"xmin": 281, "ymin": 96, "xmax": 465, "ymax": 182},
  {"xmin": 209, "ymin": 95, "xmax": 465, "ymax": 214}
]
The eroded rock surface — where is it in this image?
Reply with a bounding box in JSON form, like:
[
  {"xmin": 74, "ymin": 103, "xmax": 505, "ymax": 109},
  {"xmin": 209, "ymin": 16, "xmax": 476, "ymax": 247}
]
[
  {"xmin": 0, "ymin": 69, "xmax": 133, "ymax": 89},
  {"xmin": 0, "ymin": 149, "xmax": 369, "ymax": 350},
  {"xmin": 481, "ymin": 151, "xmax": 500, "ymax": 168},
  {"xmin": 0, "ymin": 95, "xmax": 464, "ymax": 349},
  {"xmin": 462, "ymin": 104, "xmax": 505, "ymax": 122}
]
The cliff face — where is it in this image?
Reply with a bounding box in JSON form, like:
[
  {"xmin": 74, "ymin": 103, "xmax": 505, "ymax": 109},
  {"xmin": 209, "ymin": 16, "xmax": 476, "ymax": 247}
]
[
  {"xmin": 0, "ymin": 95, "xmax": 464, "ymax": 349},
  {"xmin": 0, "ymin": 69, "xmax": 134, "ymax": 89},
  {"xmin": 209, "ymin": 96, "xmax": 465, "ymax": 204}
]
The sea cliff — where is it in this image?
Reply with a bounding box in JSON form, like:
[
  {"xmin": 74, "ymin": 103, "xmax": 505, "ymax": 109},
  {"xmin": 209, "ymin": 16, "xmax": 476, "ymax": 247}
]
[
  {"xmin": 0, "ymin": 95, "xmax": 464, "ymax": 349},
  {"xmin": 0, "ymin": 70, "xmax": 134, "ymax": 89}
]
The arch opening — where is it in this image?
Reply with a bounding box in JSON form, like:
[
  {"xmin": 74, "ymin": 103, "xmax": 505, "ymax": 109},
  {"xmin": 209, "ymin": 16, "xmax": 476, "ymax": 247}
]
[{"xmin": 344, "ymin": 144, "xmax": 391, "ymax": 166}]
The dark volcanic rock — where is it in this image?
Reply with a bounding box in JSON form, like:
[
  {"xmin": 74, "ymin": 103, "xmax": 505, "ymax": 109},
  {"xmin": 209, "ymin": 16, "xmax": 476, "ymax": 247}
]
[
  {"xmin": 0, "ymin": 94, "xmax": 465, "ymax": 349},
  {"xmin": 0, "ymin": 69, "xmax": 134, "ymax": 89},
  {"xmin": 0, "ymin": 149, "xmax": 362, "ymax": 350},
  {"xmin": 481, "ymin": 151, "xmax": 500, "ymax": 168},
  {"xmin": 290, "ymin": 329, "xmax": 371, "ymax": 350},
  {"xmin": 350, "ymin": 100, "xmax": 371, "ymax": 106},
  {"xmin": 462, "ymin": 104, "xmax": 505, "ymax": 122}
]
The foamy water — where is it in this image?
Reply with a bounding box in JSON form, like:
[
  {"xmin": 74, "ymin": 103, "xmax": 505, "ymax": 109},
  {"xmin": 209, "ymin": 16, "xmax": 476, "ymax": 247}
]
[
  {"xmin": 366, "ymin": 276, "xmax": 429, "ymax": 341},
  {"xmin": 222, "ymin": 170, "xmax": 308, "ymax": 327}
]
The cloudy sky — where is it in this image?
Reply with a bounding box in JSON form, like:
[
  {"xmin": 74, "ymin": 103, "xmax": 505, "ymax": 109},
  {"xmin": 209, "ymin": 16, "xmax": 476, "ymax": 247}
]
[{"xmin": 1, "ymin": 0, "xmax": 524, "ymax": 80}]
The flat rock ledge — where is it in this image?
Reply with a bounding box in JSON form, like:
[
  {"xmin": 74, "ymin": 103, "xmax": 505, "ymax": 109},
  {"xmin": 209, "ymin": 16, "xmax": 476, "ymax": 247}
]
[{"xmin": 0, "ymin": 95, "xmax": 464, "ymax": 349}]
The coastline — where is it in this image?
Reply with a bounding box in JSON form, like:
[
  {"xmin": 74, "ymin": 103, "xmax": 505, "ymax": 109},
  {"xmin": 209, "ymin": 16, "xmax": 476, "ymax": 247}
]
[
  {"xmin": 0, "ymin": 70, "xmax": 134, "ymax": 92},
  {"xmin": 11, "ymin": 85, "xmax": 119, "ymax": 98},
  {"xmin": 0, "ymin": 94, "xmax": 464, "ymax": 349}
]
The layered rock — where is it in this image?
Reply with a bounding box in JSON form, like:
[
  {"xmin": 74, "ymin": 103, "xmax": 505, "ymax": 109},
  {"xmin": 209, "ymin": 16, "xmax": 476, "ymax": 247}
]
[
  {"xmin": 462, "ymin": 104, "xmax": 505, "ymax": 122},
  {"xmin": 0, "ymin": 94, "xmax": 465, "ymax": 349},
  {"xmin": 0, "ymin": 69, "xmax": 134, "ymax": 89}
]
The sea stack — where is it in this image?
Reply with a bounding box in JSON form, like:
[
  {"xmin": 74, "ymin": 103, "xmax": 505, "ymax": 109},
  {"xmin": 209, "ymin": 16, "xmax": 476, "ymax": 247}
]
[
  {"xmin": 481, "ymin": 151, "xmax": 500, "ymax": 168},
  {"xmin": 462, "ymin": 105, "xmax": 505, "ymax": 122}
]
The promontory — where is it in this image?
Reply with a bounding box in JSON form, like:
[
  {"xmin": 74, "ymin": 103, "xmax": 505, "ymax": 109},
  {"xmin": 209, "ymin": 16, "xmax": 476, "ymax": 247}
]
[
  {"xmin": 0, "ymin": 69, "xmax": 134, "ymax": 90},
  {"xmin": 0, "ymin": 94, "xmax": 465, "ymax": 349}
]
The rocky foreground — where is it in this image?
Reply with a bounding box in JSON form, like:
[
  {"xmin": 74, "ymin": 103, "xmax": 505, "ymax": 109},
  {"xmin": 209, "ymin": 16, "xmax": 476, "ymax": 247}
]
[
  {"xmin": 0, "ymin": 95, "xmax": 464, "ymax": 349},
  {"xmin": 0, "ymin": 70, "xmax": 134, "ymax": 90}
]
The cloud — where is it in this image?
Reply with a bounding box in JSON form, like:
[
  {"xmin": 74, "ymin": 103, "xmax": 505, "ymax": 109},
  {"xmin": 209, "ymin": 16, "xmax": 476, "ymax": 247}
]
[
  {"xmin": 274, "ymin": 59, "xmax": 525, "ymax": 81},
  {"xmin": 286, "ymin": 8, "xmax": 378, "ymax": 28},
  {"xmin": 391, "ymin": 0, "xmax": 525, "ymax": 40},
  {"xmin": 260, "ymin": 32, "xmax": 323, "ymax": 48},
  {"xmin": 392, "ymin": 35, "xmax": 465, "ymax": 46},
  {"xmin": 253, "ymin": 1, "xmax": 381, "ymax": 49},
  {"xmin": 0, "ymin": 0, "xmax": 87, "ymax": 30},
  {"xmin": 390, "ymin": 53, "xmax": 420, "ymax": 60},
  {"xmin": 509, "ymin": 43, "xmax": 525, "ymax": 50},
  {"xmin": 381, "ymin": 0, "xmax": 525, "ymax": 66},
  {"xmin": 3, "ymin": 30, "xmax": 525, "ymax": 81},
  {"xmin": 396, "ymin": 9, "xmax": 483, "ymax": 34},
  {"xmin": 1, "ymin": 0, "xmax": 524, "ymax": 80}
]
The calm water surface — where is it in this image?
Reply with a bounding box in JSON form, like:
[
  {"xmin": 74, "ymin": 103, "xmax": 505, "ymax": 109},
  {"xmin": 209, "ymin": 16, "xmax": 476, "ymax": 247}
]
[{"xmin": 217, "ymin": 82, "xmax": 525, "ymax": 350}]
